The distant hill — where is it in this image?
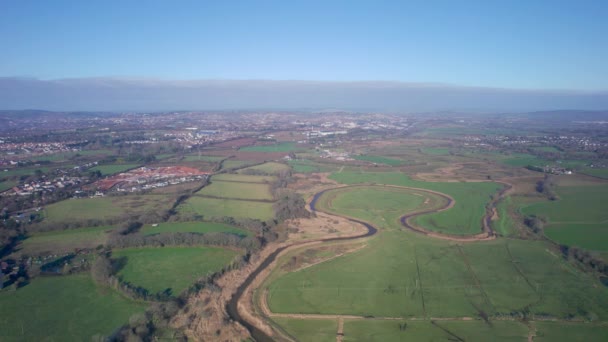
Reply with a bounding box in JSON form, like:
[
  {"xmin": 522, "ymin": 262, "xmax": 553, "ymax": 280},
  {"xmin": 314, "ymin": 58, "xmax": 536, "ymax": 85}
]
[{"xmin": 523, "ymin": 110, "xmax": 608, "ymax": 121}]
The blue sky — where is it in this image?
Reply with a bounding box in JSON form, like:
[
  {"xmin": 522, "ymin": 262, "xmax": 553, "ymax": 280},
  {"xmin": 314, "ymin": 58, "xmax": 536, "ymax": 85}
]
[{"xmin": 1, "ymin": 0, "xmax": 607, "ymax": 90}]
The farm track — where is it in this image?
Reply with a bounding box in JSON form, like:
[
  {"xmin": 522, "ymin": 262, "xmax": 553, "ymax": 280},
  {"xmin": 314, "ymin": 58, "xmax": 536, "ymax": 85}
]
[{"xmin": 229, "ymin": 182, "xmax": 513, "ymax": 341}]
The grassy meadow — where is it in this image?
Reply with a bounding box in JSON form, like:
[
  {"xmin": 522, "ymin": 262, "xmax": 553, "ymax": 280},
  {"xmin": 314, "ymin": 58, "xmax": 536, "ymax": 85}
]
[
  {"xmin": 353, "ymin": 155, "xmax": 405, "ymax": 166},
  {"xmin": 178, "ymin": 196, "xmax": 274, "ymax": 221},
  {"xmin": 240, "ymin": 142, "xmax": 301, "ymax": 152},
  {"xmin": 42, "ymin": 194, "xmax": 175, "ymax": 226},
  {"xmin": 212, "ymin": 173, "xmax": 275, "ymax": 183},
  {"xmin": 521, "ymin": 184, "xmax": 608, "ymax": 250},
  {"xmin": 197, "ymin": 180, "xmax": 273, "ymax": 200},
  {"xmin": 289, "ymin": 159, "xmax": 338, "ymax": 173},
  {"xmin": 534, "ymin": 322, "xmax": 608, "ymax": 342},
  {"xmin": 238, "ymin": 162, "xmax": 291, "ymax": 174},
  {"xmin": 0, "ymin": 180, "xmax": 17, "ymax": 192},
  {"xmin": 342, "ymin": 320, "xmax": 528, "ymax": 342},
  {"xmin": 21, "ymin": 226, "xmax": 114, "ymax": 255},
  {"xmin": 0, "ymin": 274, "xmax": 144, "ymax": 341},
  {"xmin": 221, "ymin": 160, "xmax": 253, "ymax": 170},
  {"xmin": 329, "ymin": 171, "xmax": 502, "ymax": 235},
  {"xmin": 141, "ymin": 221, "xmax": 250, "ymax": 237},
  {"xmin": 182, "ymin": 155, "xmax": 224, "ymax": 162},
  {"xmin": 266, "ymin": 185, "xmax": 608, "ymax": 321},
  {"xmin": 89, "ymin": 164, "xmax": 139, "ymax": 175},
  {"xmin": 271, "ymin": 318, "xmax": 336, "ymax": 342},
  {"xmin": 113, "ymin": 246, "xmax": 239, "ymax": 294}
]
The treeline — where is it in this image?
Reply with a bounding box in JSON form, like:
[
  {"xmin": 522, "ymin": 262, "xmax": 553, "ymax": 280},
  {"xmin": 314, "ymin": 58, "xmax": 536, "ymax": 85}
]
[
  {"xmin": 269, "ymin": 168, "xmax": 311, "ymax": 222},
  {"xmin": 535, "ymin": 175, "xmax": 558, "ymax": 200},
  {"xmin": 273, "ymin": 188, "xmax": 311, "ymax": 222},
  {"xmin": 559, "ymin": 245, "xmax": 608, "ymax": 278},
  {"xmin": 108, "ymin": 231, "xmax": 261, "ymax": 250},
  {"xmin": 523, "ymin": 215, "xmax": 546, "ymax": 234}
]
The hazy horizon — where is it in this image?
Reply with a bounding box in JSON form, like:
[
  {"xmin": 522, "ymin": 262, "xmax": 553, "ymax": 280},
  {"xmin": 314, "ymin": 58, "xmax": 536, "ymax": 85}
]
[{"xmin": 2, "ymin": 77, "xmax": 607, "ymax": 113}]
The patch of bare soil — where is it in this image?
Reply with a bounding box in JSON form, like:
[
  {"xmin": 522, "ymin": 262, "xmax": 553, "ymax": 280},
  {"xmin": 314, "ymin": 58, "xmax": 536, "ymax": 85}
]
[
  {"xmin": 288, "ymin": 172, "xmax": 339, "ymax": 194},
  {"xmin": 415, "ymin": 163, "xmax": 467, "ymax": 182},
  {"xmin": 414, "ymin": 162, "xmax": 533, "ymax": 183},
  {"xmin": 285, "ymin": 211, "xmax": 367, "ymax": 242}
]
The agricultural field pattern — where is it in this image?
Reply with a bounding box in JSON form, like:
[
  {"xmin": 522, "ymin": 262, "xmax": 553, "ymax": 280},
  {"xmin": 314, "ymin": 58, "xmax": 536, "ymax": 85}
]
[{"xmin": 1, "ymin": 111, "xmax": 608, "ymax": 341}]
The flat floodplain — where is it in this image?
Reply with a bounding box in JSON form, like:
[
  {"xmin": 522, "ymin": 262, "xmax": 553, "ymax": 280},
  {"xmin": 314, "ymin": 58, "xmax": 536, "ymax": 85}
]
[
  {"xmin": 330, "ymin": 171, "xmax": 502, "ymax": 235},
  {"xmin": 534, "ymin": 322, "xmax": 608, "ymax": 342},
  {"xmin": 342, "ymin": 320, "xmax": 528, "ymax": 342},
  {"xmin": 41, "ymin": 194, "xmax": 175, "ymax": 226},
  {"xmin": 238, "ymin": 162, "xmax": 291, "ymax": 174},
  {"xmin": 112, "ymin": 246, "xmax": 239, "ymax": 294},
  {"xmin": 20, "ymin": 225, "xmax": 113, "ymax": 255},
  {"xmin": 521, "ymin": 184, "xmax": 608, "ymax": 250},
  {"xmin": 196, "ymin": 180, "xmax": 273, "ymax": 200},
  {"xmin": 353, "ymin": 154, "xmax": 406, "ymax": 166},
  {"xmin": 240, "ymin": 142, "xmax": 301, "ymax": 152},
  {"xmin": 544, "ymin": 223, "xmax": 608, "ymax": 251},
  {"xmin": 212, "ymin": 173, "xmax": 276, "ymax": 183},
  {"xmin": 141, "ymin": 221, "xmax": 250, "ymax": 237},
  {"xmin": 271, "ymin": 318, "xmax": 336, "ymax": 342},
  {"xmin": 178, "ymin": 196, "xmax": 274, "ymax": 221},
  {"xmin": 89, "ymin": 163, "xmax": 139, "ymax": 175},
  {"xmin": 267, "ymin": 184, "xmax": 608, "ymax": 327},
  {"xmin": 0, "ymin": 274, "xmax": 144, "ymax": 342}
]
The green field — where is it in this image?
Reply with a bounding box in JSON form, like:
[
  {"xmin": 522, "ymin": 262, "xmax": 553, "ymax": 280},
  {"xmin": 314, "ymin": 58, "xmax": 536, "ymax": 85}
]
[
  {"xmin": 268, "ymin": 232, "xmax": 608, "ymax": 319},
  {"xmin": 267, "ymin": 185, "xmax": 608, "ymax": 321},
  {"xmin": 197, "ymin": 180, "xmax": 273, "ymax": 200},
  {"xmin": 533, "ymin": 146, "xmax": 562, "ymax": 153},
  {"xmin": 183, "ymin": 155, "xmax": 224, "ymax": 162},
  {"xmin": 21, "ymin": 226, "xmax": 114, "ymax": 255},
  {"xmin": 240, "ymin": 142, "xmax": 301, "ymax": 152},
  {"xmin": 212, "ymin": 173, "xmax": 275, "ymax": 183},
  {"xmin": 221, "ymin": 160, "xmax": 254, "ymax": 170},
  {"xmin": 330, "ymin": 171, "xmax": 501, "ymax": 235},
  {"xmin": 0, "ymin": 180, "xmax": 17, "ymax": 192},
  {"xmin": 141, "ymin": 221, "xmax": 250, "ymax": 237},
  {"xmin": 544, "ymin": 223, "xmax": 608, "ymax": 251},
  {"xmin": 421, "ymin": 147, "xmax": 451, "ymax": 156},
  {"xmin": 113, "ymin": 246, "xmax": 239, "ymax": 294},
  {"xmin": 239, "ymin": 162, "xmax": 291, "ymax": 174},
  {"xmin": 316, "ymin": 186, "xmax": 445, "ymax": 224},
  {"xmin": 535, "ymin": 322, "xmax": 608, "ymax": 342},
  {"xmin": 0, "ymin": 166, "xmax": 52, "ymax": 178},
  {"xmin": 353, "ymin": 155, "xmax": 405, "ymax": 166},
  {"xmin": 289, "ymin": 159, "xmax": 337, "ymax": 173},
  {"xmin": 581, "ymin": 167, "xmax": 608, "ymax": 179},
  {"xmin": 89, "ymin": 164, "xmax": 139, "ymax": 175},
  {"xmin": 521, "ymin": 185, "xmax": 608, "ymax": 223},
  {"xmin": 179, "ymin": 196, "xmax": 274, "ymax": 221},
  {"xmin": 271, "ymin": 318, "xmax": 336, "ymax": 342},
  {"xmin": 42, "ymin": 194, "xmax": 175, "ymax": 226},
  {"xmin": 342, "ymin": 320, "xmax": 528, "ymax": 342},
  {"xmin": 0, "ymin": 274, "xmax": 143, "ymax": 341},
  {"xmin": 501, "ymin": 153, "xmax": 550, "ymax": 167}
]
